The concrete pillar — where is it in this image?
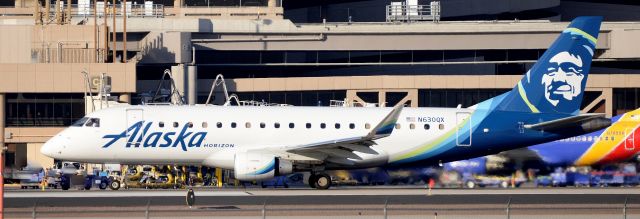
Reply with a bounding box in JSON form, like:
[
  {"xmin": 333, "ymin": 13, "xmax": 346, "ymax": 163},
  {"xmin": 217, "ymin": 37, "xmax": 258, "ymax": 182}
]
[
  {"xmin": 119, "ymin": 93, "xmax": 131, "ymax": 103},
  {"xmin": 268, "ymin": 0, "xmax": 276, "ymax": 7},
  {"xmin": 0, "ymin": 94, "xmax": 6, "ymax": 196},
  {"xmin": 603, "ymin": 88, "xmax": 613, "ymax": 117},
  {"xmin": 378, "ymin": 91, "xmax": 386, "ymax": 107},
  {"xmin": 174, "ymin": 0, "xmax": 181, "ymax": 7},
  {"xmin": 187, "ymin": 65, "xmax": 197, "ymax": 105},
  {"xmin": 170, "ymin": 64, "xmax": 186, "ymax": 105},
  {"xmin": 0, "ymin": 93, "xmax": 5, "ymax": 150}
]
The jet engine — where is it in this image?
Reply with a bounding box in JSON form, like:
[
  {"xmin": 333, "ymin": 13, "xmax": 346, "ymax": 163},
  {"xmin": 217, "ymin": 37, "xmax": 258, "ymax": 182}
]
[{"xmin": 234, "ymin": 152, "xmax": 293, "ymax": 181}]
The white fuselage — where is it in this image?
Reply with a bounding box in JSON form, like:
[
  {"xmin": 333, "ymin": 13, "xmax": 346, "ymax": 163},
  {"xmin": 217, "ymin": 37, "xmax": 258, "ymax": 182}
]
[{"xmin": 41, "ymin": 105, "xmax": 471, "ymax": 169}]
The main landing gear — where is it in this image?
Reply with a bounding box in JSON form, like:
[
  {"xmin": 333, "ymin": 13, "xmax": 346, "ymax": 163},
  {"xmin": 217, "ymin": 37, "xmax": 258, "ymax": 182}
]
[{"xmin": 308, "ymin": 172, "xmax": 332, "ymax": 190}]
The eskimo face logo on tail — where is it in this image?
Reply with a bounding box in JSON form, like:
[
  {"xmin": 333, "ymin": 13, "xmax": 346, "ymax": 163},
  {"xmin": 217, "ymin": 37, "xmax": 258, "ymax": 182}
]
[
  {"xmin": 102, "ymin": 121, "xmax": 207, "ymax": 151},
  {"xmin": 542, "ymin": 51, "xmax": 585, "ymax": 106}
]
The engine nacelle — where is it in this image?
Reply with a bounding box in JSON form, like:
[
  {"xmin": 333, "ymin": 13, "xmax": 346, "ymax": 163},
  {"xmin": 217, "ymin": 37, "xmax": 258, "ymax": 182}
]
[{"xmin": 234, "ymin": 152, "xmax": 293, "ymax": 181}]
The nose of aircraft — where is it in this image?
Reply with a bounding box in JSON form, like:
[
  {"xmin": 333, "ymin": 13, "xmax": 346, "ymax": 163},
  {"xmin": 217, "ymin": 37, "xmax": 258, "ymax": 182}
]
[{"xmin": 41, "ymin": 135, "xmax": 65, "ymax": 158}]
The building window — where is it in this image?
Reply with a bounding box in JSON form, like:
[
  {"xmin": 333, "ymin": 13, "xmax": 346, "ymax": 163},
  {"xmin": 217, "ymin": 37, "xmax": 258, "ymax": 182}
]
[
  {"xmin": 6, "ymin": 93, "xmax": 85, "ymax": 127},
  {"xmin": 260, "ymin": 122, "xmax": 266, "ymax": 128},
  {"xmin": 217, "ymin": 122, "xmax": 223, "ymax": 128},
  {"xmin": 289, "ymin": 123, "xmax": 295, "ymax": 128},
  {"xmin": 275, "ymin": 123, "xmax": 280, "ymax": 128},
  {"xmin": 335, "ymin": 123, "xmax": 340, "ymax": 129},
  {"xmin": 320, "ymin": 123, "xmax": 326, "ymax": 129},
  {"xmin": 231, "ymin": 122, "xmax": 237, "ymax": 128},
  {"xmin": 424, "ymin": 124, "xmax": 430, "ymax": 130},
  {"xmin": 306, "ymin": 123, "xmax": 311, "ymax": 129},
  {"xmin": 159, "ymin": 122, "xmax": 165, "ymax": 128},
  {"xmin": 349, "ymin": 123, "xmax": 355, "ymax": 129},
  {"xmin": 173, "ymin": 122, "xmax": 179, "ymax": 128},
  {"xmin": 202, "ymin": 122, "xmax": 208, "ymax": 128}
]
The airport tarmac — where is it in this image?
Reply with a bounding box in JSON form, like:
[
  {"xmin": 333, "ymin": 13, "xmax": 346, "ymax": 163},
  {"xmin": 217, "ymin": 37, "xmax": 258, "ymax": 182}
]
[{"xmin": 5, "ymin": 187, "xmax": 640, "ymax": 218}]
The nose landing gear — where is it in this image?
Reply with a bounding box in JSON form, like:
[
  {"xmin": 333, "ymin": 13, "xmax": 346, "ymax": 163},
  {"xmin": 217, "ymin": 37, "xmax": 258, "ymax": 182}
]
[{"xmin": 308, "ymin": 172, "xmax": 331, "ymax": 190}]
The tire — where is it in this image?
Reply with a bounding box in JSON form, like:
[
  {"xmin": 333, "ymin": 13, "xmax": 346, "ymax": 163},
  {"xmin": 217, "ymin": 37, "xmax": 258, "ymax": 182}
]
[
  {"xmin": 109, "ymin": 181, "xmax": 121, "ymax": 190},
  {"xmin": 466, "ymin": 181, "xmax": 476, "ymax": 189},
  {"xmin": 308, "ymin": 174, "xmax": 317, "ymax": 189},
  {"xmin": 99, "ymin": 182, "xmax": 108, "ymax": 190},
  {"xmin": 314, "ymin": 173, "xmax": 331, "ymax": 190},
  {"xmin": 84, "ymin": 186, "xmax": 91, "ymax": 190}
]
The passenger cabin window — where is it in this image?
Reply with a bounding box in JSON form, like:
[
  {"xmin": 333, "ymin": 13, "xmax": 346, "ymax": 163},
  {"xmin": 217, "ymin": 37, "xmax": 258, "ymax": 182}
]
[
  {"xmin": 306, "ymin": 123, "xmax": 311, "ymax": 129},
  {"xmin": 202, "ymin": 122, "xmax": 208, "ymax": 128},
  {"xmin": 216, "ymin": 122, "xmax": 222, "ymax": 128},
  {"xmin": 349, "ymin": 123, "xmax": 355, "ymax": 129},
  {"xmin": 335, "ymin": 123, "xmax": 340, "ymax": 129},
  {"xmin": 260, "ymin": 122, "xmax": 266, "ymax": 128},
  {"xmin": 159, "ymin": 122, "xmax": 165, "ymax": 128},
  {"xmin": 320, "ymin": 123, "xmax": 326, "ymax": 129},
  {"xmin": 275, "ymin": 123, "xmax": 281, "ymax": 128},
  {"xmin": 231, "ymin": 122, "xmax": 237, "ymax": 128},
  {"xmin": 395, "ymin": 124, "xmax": 401, "ymax": 129},
  {"xmin": 85, "ymin": 118, "xmax": 100, "ymax": 127},
  {"xmin": 289, "ymin": 123, "xmax": 295, "ymax": 128},
  {"xmin": 424, "ymin": 124, "xmax": 430, "ymax": 130},
  {"xmin": 439, "ymin": 124, "xmax": 445, "ymax": 130},
  {"xmin": 173, "ymin": 122, "xmax": 179, "ymax": 128},
  {"xmin": 187, "ymin": 122, "xmax": 193, "ymax": 128},
  {"xmin": 365, "ymin": 123, "xmax": 371, "ymax": 129},
  {"xmin": 71, "ymin": 117, "xmax": 89, "ymax": 127},
  {"xmin": 245, "ymin": 122, "xmax": 251, "ymax": 128},
  {"xmin": 409, "ymin": 123, "xmax": 415, "ymax": 129}
]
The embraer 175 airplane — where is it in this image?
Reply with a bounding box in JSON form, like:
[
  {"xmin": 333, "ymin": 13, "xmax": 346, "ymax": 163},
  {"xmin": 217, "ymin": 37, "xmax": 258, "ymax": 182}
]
[{"xmin": 42, "ymin": 17, "xmax": 608, "ymax": 189}]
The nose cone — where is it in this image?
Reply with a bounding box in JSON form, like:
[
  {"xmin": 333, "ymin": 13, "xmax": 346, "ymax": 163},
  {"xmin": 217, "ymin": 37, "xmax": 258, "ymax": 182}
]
[{"xmin": 41, "ymin": 136, "xmax": 64, "ymax": 158}]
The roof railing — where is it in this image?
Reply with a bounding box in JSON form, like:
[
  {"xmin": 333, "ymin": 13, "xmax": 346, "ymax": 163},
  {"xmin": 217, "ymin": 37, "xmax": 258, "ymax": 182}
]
[{"xmin": 386, "ymin": 1, "xmax": 440, "ymax": 23}]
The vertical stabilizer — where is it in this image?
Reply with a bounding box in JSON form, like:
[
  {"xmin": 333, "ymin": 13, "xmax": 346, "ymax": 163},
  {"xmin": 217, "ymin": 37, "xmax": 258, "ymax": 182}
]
[{"xmin": 495, "ymin": 16, "xmax": 602, "ymax": 115}]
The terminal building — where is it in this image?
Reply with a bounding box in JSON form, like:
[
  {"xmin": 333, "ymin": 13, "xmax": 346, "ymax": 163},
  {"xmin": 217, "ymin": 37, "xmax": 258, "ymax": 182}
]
[{"xmin": 1, "ymin": 0, "xmax": 640, "ymax": 171}]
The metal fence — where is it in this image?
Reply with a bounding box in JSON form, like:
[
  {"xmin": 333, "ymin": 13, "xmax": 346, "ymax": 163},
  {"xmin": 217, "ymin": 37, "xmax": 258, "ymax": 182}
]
[
  {"xmin": 47, "ymin": 3, "xmax": 164, "ymax": 18},
  {"xmin": 386, "ymin": 2, "xmax": 440, "ymax": 22},
  {"xmin": 31, "ymin": 47, "xmax": 107, "ymax": 63},
  {"xmin": 6, "ymin": 197, "xmax": 640, "ymax": 219}
]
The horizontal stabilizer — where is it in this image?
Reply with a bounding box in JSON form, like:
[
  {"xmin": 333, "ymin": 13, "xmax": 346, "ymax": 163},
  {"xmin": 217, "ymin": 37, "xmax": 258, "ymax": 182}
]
[{"xmin": 524, "ymin": 113, "xmax": 609, "ymax": 132}]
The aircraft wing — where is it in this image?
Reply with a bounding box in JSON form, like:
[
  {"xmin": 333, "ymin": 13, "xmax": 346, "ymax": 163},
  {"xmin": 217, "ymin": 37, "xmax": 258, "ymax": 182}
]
[
  {"xmin": 523, "ymin": 113, "xmax": 608, "ymax": 132},
  {"xmin": 281, "ymin": 104, "xmax": 404, "ymax": 165}
]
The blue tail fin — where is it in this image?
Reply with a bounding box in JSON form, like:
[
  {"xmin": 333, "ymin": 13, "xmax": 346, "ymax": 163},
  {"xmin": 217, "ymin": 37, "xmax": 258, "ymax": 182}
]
[{"xmin": 495, "ymin": 16, "xmax": 602, "ymax": 115}]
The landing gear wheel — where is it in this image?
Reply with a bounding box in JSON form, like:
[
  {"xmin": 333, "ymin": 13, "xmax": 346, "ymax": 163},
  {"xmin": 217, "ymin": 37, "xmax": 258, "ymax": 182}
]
[
  {"xmin": 308, "ymin": 174, "xmax": 317, "ymax": 189},
  {"xmin": 314, "ymin": 173, "xmax": 332, "ymax": 190},
  {"xmin": 109, "ymin": 181, "xmax": 121, "ymax": 190}
]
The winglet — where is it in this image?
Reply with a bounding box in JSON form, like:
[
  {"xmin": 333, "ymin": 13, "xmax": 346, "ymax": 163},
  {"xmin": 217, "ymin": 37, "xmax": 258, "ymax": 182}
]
[{"xmin": 367, "ymin": 104, "xmax": 404, "ymax": 139}]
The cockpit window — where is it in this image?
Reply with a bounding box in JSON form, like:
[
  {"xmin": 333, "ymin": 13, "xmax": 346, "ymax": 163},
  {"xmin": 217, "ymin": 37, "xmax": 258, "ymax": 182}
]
[
  {"xmin": 71, "ymin": 117, "xmax": 89, "ymax": 127},
  {"xmin": 85, "ymin": 118, "xmax": 100, "ymax": 127}
]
